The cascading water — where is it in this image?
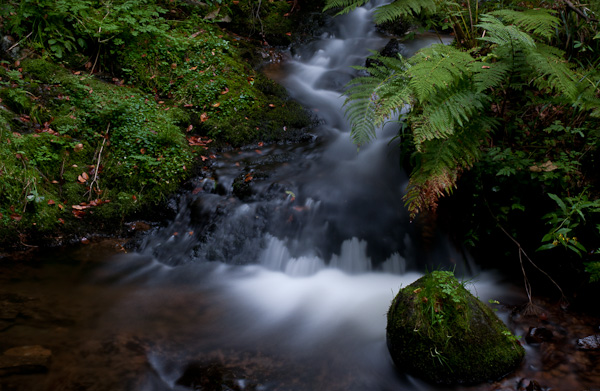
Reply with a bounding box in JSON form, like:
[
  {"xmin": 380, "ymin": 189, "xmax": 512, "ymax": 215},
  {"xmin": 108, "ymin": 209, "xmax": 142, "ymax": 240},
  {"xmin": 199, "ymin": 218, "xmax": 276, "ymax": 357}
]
[{"xmin": 88, "ymin": 2, "xmax": 508, "ymax": 390}]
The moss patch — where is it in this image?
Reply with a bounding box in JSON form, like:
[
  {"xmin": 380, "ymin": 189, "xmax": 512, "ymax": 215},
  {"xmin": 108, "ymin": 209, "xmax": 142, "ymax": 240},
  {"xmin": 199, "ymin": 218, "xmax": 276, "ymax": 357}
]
[{"xmin": 386, "ymin": 271, "xmax": 525, "ymax": 385}]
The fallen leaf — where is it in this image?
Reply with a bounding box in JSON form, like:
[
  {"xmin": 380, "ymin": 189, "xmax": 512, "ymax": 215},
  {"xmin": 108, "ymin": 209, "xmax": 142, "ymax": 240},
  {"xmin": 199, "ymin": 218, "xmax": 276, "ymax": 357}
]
[
  {"xmin": 212, "ymin": 102, "xmax": 220, "ymax": 108},
  {"xmin": 200, "ymin": 112, "xmax": 209, "ymax": 122},
  {"xmin": 47, "ymin": 200, "xmax": 55, "ymax": 205},
  {"xmin": 58, "ymin": 218, "xmax": 65, "ymax": 224},
  {"xmin": 221, "ymin": 87, "xmax": 229, "ymax": 95},
  {"xmin": 482, "ymin": 65, "xmax": 491, "ymax": 69},
  {"xmin": 10, "ymin": 214, "xmax": 21, "ymax": 221}
]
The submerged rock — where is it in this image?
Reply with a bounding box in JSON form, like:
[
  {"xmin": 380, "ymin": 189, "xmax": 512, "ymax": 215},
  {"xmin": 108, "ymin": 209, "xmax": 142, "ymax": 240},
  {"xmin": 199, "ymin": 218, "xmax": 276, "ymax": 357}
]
[
  {"xmin": 0, "ymin": 345, "xmax": 52, "ymax": 376},
  {"xmin": 386, "ymin": 271, "xmax": 525, "ymax": 385},
  {"xmin": 576, "ymin": 334, "xmax": 600, "ymax": 350}
]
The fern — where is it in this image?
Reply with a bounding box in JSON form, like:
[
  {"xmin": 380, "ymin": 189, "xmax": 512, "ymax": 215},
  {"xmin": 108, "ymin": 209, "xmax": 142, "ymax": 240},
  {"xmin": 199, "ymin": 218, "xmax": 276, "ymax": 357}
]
[
  {"xmin": 407, "ymin": 44, "xmax": 474, "ymax": 103},
  {"xmin": 473, "ymin": 61, "xmax": 512, "ymax": 92},
  {"xmin": 412, "ymin": 88, "xmax": 490, "ymax": 145},
  {"xmin": 477, "ymin": 14, "xmax": 536, "ymax": 49},
  {"xmin": 373, "ymin": 0, "xmax": 439, "ymax": 24},
  {"xmin": 489, "ymin": 9, "xmax": 559, "ymax": 41},
  {"xmin": 323, "ymin": 0, "xmax": 371, "ymax": 15},
  {"xmin": 404, "ymin": 120, "xmax": 492, "ymax": 219},
  {"xmin": 343, "ymin": 54, "xmax": 411, "ymax": 145},
  {"xmin": 324, "ymin": 0, "xmax": 439, "ymax": 21},
  {"xmin": 526, "ymin": 43, "xmax": 579, "ymax": 100}
]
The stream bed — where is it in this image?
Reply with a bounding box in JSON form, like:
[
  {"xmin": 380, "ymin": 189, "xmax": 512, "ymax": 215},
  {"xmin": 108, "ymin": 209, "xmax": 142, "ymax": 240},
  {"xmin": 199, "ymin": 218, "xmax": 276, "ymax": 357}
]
[{"xmin": 1, "ymin": 1, "xmax": 599, "ymax": 390}]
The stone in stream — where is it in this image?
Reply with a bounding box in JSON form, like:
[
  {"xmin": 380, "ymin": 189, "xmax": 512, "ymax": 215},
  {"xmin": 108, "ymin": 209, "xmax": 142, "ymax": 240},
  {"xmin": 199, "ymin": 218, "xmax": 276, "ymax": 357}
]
[
  {"xmin": 0, "ymin": 345, "xmax": 52, "ymax": 376},
  {"xmin": 386, "ymin": 271, "xmax": 525, "ymax": 385},
  {"xmin": 576, "ymin": 334, "xmax": 600, "ymax": 350},
  {"xmin": 525, "ymin": 327, "xmax": 554, "ymax": 344}
]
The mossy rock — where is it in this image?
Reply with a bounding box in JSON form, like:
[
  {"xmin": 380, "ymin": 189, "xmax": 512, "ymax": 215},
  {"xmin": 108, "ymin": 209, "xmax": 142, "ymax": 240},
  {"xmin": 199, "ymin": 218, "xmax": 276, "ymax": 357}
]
[{"xmin": 386, "ymin": 271, "xmax": 525, "ymax": 385}]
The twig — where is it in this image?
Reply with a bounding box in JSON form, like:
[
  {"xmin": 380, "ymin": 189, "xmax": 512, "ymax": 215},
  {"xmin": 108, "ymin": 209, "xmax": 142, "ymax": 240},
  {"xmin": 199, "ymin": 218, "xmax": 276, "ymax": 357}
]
[
  {"xmin": 87, "ymin": 123, "xmax": 110, "ymax": 200},
  {"xmin": 563, "ymin": 0, "xmax": 599, "ymax": 22},
  {"xmin": 497, "ymin": 223, "xmax": 568, "ymax": 306},
  {"xmin": 7, "ymin": 31, "xmax": 33, "ymax": 52}
]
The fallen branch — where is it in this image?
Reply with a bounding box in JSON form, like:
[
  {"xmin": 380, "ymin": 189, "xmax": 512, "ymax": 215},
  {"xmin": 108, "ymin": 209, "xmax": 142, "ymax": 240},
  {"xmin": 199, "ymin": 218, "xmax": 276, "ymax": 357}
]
[
  {"xmin": 497, "ymin": 224, "xmax": 568, "ymax": 313},
  {"xmin": 86, "ymin": 123, "xmax": 110, "ymax": 200},
  {"xmin": 562, "ymin": 0, "xmax": 599, "ymax": 22}
]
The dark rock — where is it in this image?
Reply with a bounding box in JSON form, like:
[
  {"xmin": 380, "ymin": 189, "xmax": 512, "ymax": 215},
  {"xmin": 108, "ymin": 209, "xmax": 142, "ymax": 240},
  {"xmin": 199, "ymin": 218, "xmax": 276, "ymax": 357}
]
[
  {"xmin": 0, "ymin": 345, "xmax": 52, "ymax": 376},
  {"xmin": 366, "ymin": 38, "xmax": 404, "ymax": 68},
  {"xmin": 386, "ymin": 271, "xmax": 525, "ymax": 385},
  {"xmin": 576, "ymin": 334, "xmax": 600, "ymax": 350},
  {"xmin": 525, "ymin": 327, "xmax": 554, "ymax": 344},
  {"xmin": 517, "ymin": 378, "xmax": 543, "ymax": 391},
  {"xmin": 176, "ymin": 361, "xmax": 245, "ymax": 391}
]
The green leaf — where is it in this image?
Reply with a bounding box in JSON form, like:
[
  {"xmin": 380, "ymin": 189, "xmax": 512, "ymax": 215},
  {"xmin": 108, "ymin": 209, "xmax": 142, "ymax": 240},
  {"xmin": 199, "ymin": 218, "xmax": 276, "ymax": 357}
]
[
  {"xmin": 548, "ymin": 193, "xmax": 567, "ymax": 214},
  {"xmin": 537, "ymin": 243, "xmax": 557, "ymax": 252}
]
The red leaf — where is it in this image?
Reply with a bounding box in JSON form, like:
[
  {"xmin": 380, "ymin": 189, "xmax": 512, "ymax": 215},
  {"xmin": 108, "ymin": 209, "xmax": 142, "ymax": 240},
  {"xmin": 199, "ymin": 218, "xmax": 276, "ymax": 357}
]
[
  {"xmin": 47, "ymin": 200, "xmax": 55, "ymax": 205},
  {"xmin": 10, "ymin": 214, "xmax": 22, "ymax": 221}
]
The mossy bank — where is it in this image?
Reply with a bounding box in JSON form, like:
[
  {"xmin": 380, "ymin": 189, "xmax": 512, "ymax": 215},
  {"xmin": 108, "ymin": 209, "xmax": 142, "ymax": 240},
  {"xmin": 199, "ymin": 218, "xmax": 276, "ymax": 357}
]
[
  {"xmin": 0, "ymin": 0, "xmax": 320, "ymax": 250},
  {"xmin": 386, "ymin": 271, "xmax": 525, "ymax": 385}
]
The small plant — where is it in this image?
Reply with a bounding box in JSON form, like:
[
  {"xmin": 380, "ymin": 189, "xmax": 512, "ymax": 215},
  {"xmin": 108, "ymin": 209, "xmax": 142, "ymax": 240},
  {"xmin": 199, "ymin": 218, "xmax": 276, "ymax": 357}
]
[{"xmin": 538, "ymin": 191, "xmax": 600, "ymax": 257}]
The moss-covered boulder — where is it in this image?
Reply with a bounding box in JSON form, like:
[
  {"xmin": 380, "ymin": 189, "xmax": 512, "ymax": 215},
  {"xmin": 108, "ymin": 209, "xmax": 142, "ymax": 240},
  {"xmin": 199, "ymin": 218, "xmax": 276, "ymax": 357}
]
[{"xmin": 386, "ymin": 271, "xmax": 525, "ymax": 385}]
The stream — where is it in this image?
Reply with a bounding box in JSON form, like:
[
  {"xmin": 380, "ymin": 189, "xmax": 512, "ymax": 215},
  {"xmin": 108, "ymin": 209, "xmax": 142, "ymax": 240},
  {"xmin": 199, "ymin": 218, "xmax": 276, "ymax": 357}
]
[{"xmin": 1, "ymin": 1, "xmax": 599, "ymax": 391}]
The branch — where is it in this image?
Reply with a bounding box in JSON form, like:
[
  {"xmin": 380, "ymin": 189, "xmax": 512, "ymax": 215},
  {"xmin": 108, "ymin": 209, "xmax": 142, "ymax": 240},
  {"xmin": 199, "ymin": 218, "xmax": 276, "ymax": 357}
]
[
  {"xmin": 86, "ymin": 123, "xmax": 110, "ymax": 200},
  {"xmin": 562, "ymin": 0, "xmax": 599, "ymax": 22}
]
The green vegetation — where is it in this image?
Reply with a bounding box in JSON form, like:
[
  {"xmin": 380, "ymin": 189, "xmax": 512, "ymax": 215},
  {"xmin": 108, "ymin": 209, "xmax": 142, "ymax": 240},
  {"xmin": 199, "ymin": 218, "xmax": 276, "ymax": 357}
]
[
  {"xmin": 386, "ymin": 270, "xmax": 525, "ymax": 384},
  {"xmin": 0, "ymin": 0, "xmax": 312, "ymax": 248},
  {"xmin": 325, "ymin": 0, "xmax": 600, "ymax": 287}
]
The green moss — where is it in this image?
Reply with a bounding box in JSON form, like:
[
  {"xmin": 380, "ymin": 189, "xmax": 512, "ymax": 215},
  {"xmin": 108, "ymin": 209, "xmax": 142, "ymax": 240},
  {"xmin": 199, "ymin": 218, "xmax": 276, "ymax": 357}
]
[
  {"xmin": 0, "ymin": 58, "xmax": 195, "ymax": 246},
  {"xmin": 229, "ymin": 0, "xmax": 295, "ymax": 46},
  {"xmin": 117, "ymin": 19, "xmax": 311, "ymax": 146},
  {"xmin": 386, "ymin": 271, "xmax": 525, "ymax": 385}
]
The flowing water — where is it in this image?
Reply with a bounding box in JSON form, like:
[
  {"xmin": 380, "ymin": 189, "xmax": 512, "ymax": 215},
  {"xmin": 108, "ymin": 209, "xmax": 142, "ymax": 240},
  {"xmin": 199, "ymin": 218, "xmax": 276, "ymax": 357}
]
[{"xmin": 2, "ymin": 2, "xmax": 599, "ymax": 391}]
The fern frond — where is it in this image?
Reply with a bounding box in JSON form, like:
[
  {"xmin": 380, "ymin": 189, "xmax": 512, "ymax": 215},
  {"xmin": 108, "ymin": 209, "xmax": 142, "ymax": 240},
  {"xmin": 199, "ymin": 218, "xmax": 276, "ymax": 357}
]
[
  {"xmin": 403, "ymin": 120, "xmax": 492, "ymax": 219},
  {"xmin": 407, "ymin": 44, "xmax": 474, "ymax": 103},
  {"xmin": 323, "ymin": 0, "xmax": 370, "ymax": 15},
  {"xmin": 526, "ymin": 43, "xmax": 578, "ymax": 100},
  {"xmin": 473, "ymin": 61, "xmax": 512, "ymax": 92},
  {"xmin": 477, "ymin": 14, "xmax": 536, "ymax": 48},
  {"xmin": 489, "ymin": 9, "xmax": 559, "ymax": 41},
  {"xmin": 412, "ymin": 88, "xmax": 489, "ymax": 146},
  {"xmin": 373, "ymin": 0, "xmax": 439, "ymax": 24},
  {"xmin": 343, "ymin": 54, "xmax": 411, "ymax": 144}
]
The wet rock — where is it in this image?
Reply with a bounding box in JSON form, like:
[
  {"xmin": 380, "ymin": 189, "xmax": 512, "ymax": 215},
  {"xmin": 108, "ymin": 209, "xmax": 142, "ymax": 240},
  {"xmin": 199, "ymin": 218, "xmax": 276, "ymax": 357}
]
[
  {"xmin": 386, "ymin": 271, "xmax": 525, "ymax": 385},
  {"xmin": 576, "ymin": 334, "xmax": 600, "ymax": 350},
  {"xmin": 526, "ymin": 327, "xmax": 554, "ymax": 344},
  {"xmin": 0, "ymin": 345, "xmax": 52, "ymax": 376},
  {"xmin": 517, "ymin": 378, "xmax": 543, "ymax": 391},
  {"xmin": 126, "ymin": 221, "xmax": 152, "ymax": 232},
  {"xmin": 366, "ymin": 38, "xmax": 404, "ymax": 68},
  {"xmin": 1, "ymin": 35, "xmax": 19, "ymax": 59}
]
